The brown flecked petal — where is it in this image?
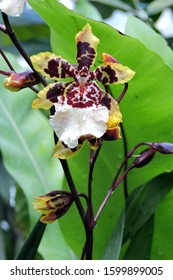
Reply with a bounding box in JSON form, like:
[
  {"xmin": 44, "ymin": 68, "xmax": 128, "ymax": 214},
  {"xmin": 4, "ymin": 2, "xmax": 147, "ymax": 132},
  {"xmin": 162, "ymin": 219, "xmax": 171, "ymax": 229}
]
[
  {"xmin": 93, "ymin": 53, "xmax": 135, "ymax": 85},
  {"xmin": 75, "ymin": 24, "xmax": 100, "ymax": 70},
  {"xmin": 32, "ymin": 82, "xmax": 70, "ymax": 110},
  {"xmin": 31, "ymin": 52, "xmax": 77, "ymax": 80}
]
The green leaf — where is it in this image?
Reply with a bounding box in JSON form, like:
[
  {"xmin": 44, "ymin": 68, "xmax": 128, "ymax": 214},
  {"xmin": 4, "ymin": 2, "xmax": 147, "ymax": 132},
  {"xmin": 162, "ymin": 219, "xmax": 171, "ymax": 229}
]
[
  {"xmin": 28, "ymin": 0, "xmax": 173, "ymax": 259},
  {"xmin": 0, "ymin": 53, "xmax": 74, "ymax": 259},
  {"xmin": 90, "ymin": 0, "xmax": 134, "ymax": 12},
  {"xmin": 147, "ymin": 0, "xmax": 173, "ymax": 16},
  {"xmin": 15, "ymin": 219, "xmax": 46, "ymax": 260},
  {"xmin": 0, "ymin": 229, "xmax": 6, "ymax": 260},
  {"xmin": 125, "ymin": 15, "xmax": 173, "ymax": 70},
  {"xmin": 102, "ymin": 209, "xmax": 125, "ymax": 260},
  {"xmin": 74, "ymin": 0, "xmax": 102, "ymax": 21},
  {"xmin": 123, "ymin": 172, "xmax": 173, "ymax": 242},
  {"xmin": 0, "ymin": 154, "xmax": 14, "ymax": 203},
  {"xmin": 123, "ymin": 214, "xmax": 154, "ymax": 260},
  {"xmin": 15, "ymin": 186, "xmax": 30, "ymax": 238},
  {"xmin": 151, "ymin": 188, "xmax": 173, "ymax": 259}
]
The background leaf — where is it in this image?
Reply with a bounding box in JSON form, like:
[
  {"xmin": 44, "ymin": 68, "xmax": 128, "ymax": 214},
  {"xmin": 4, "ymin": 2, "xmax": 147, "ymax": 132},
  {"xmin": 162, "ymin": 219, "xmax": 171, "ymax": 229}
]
[
  {"xmin": 74, "ymin": 0, "xmax": 102, "ymax": 20},
  {"xmin": 146, "ymin": 0, "xmax": 173, "ymax": 16},
  {"xmin": 123, "ymin": 214, "xmax": 154, "ymax": 260},
  {"xmin": 15, "ymin": 219, "xmax": 46, "ymax": 260},
  {"xmin": 102, "ymin": 209, "xmax": 125, "ymax": 260},
  {"xmin": 123, "ymin": 172, "xmax": 173, "ymax": 242},
  {"xmin": 125, "ymin": 15, "xmax": 173, "ymax": 69},
  {"xmin": 28, "ymin": 0, "xmax": 173, "ymax": 259}
]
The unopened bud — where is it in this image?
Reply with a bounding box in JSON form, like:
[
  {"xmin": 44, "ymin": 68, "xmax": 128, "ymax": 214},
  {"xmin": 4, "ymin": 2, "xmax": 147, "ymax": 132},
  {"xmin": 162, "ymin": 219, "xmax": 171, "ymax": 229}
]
[
  {"xmin": 33, "ymin": 190, "xmax": 73, "ymax": 224},
  {"xmin": 152, "ymin": 142, "xmax": 173, "ymax": 154},
  {"xmin": 3, "ymin": 71, "xmax": 39, "ymax": 91},
  {"xmin": 133, "ymin": 148, "xmax": 156, "ymax": 168}
]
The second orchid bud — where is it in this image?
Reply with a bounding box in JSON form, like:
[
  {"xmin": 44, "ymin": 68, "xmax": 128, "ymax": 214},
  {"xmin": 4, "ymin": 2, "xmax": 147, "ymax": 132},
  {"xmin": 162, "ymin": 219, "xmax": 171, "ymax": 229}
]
[{"xmin": 133, "ymin": 148, "xmax": 156, "ymax": 168}]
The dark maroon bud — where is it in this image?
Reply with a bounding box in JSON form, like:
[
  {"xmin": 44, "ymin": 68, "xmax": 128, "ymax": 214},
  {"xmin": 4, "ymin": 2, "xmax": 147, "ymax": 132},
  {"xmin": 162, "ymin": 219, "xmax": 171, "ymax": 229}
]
[
  {"xmin": 133, "ymin": 148, "xmax": 156, "ymax": 168},
  {"xmin": 152, "ymin": 142, "xmax": 173, "ymax": 154}
]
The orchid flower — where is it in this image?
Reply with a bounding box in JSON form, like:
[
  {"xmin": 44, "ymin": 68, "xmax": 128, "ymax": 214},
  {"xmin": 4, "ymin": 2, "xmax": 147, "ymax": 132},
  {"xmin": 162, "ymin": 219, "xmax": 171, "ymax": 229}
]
[
  {"xmin": 30, "ymin": 24, "xmax": 135, "ymax": 159},
  {"xmin": 33, "ymin": 190, "xmax": 73, "ymax": 224},
  {"xmin": 0, "ymin": 0, "xmax": 26, "ymax": 16}
]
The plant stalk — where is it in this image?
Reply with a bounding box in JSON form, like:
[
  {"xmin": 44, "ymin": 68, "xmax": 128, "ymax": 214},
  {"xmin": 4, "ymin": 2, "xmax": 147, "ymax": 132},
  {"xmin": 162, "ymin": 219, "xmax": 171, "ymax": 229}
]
[{"xmin": 1, "ymin": 12, "xmax": 47, "ymax": 87}]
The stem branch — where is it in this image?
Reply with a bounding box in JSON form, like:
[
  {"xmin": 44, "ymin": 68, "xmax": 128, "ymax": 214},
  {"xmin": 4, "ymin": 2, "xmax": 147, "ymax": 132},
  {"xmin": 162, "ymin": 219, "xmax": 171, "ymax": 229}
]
[
  {"xmin": 94, "ymin": 165, "xmax": 133, "ymax": 223},
  {"xmin": 1, "ymin": 12, "xmax": 47, "ymax": 87},
  {"xmin": 59, "ymin": 159, "xmax": 85, "ymax": 224}
]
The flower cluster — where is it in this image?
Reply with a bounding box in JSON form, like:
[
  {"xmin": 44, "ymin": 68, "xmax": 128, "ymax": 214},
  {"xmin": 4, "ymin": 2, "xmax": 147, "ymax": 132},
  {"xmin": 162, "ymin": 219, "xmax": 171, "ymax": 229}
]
[{"xmin": 30, "ymin": 24, "xmax": 135, "ymax": 159}]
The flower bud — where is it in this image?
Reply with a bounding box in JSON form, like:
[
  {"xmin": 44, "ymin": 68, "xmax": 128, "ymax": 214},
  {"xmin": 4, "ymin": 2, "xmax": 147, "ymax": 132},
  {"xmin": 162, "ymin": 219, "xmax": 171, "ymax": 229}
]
[
  {"xmin": 3, "ymin": 71, "xmax": 39, "ymax": 91},
  {"xmin": 133, "ymin": 148, "xmax": 156, "ymax": 168},
  {"xmin": 152, "ymin": 142, "xmax": 173, "ymax": 154},
  {"xmin": 33, "ymin": 190, "xmax": 73, "ymax": 224}
]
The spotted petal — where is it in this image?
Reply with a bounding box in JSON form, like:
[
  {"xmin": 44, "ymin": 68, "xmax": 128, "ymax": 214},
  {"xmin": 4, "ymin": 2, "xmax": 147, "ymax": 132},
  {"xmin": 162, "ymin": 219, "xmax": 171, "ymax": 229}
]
[
  {"xmin": 31, "ymin": 52, "xmax": 77, "ymax": 80},
  {"xmin": 32, "ymin": 82, "xmax": 70, "ymax": 110},
  {"xmin": 94, "ymin": 53, "xmax": 135, "ymax": 85},
  {"xmin": 76, "ymin": 23, "xmax": 100, "ymax": 70}
]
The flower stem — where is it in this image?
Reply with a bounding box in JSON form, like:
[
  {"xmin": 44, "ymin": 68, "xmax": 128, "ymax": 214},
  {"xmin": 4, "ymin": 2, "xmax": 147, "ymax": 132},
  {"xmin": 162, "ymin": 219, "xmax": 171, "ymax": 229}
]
[
  {"xmin": 0, "ymin": 48, "xmax": 14, "ymax": 71},
  {"xmin": 59, "ymin": 159, "xmax": 85, "ymax": 224},
  {"xmin": 81, "ymin": 147, "xmax": 102, "ymax": 259},
  {"xmin": 94, "ymin": 142, "xmax": 148, "ymax": 223},
  {"xmin": 1, "ymin": 12, "xmax": 47, "ymax": 87},
  {"xmin": 94, "ymin": 165, "xmax": 133, "ymax": 223},
  {"xmin": 116, "ymin": 83, "xmax": 128, "ymax": 103},
  {"xmin": 85, "ymin": 228, "xmax": 93, "ymax": 260},
  {"xmin": 60, "ymin": 159, "xmax": 96, "ymax": 259},
  {"xmin": 88, "ymin": 147, "xmax": 101, "ymax": 202},
  {"xmin": 120, "ymin": 122, "xmax": 129, "ymax": 199}
]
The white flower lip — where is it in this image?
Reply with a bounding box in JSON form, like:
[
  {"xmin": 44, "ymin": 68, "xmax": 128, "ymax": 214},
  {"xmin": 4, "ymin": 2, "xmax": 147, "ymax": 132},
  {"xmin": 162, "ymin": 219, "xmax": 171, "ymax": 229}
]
[
  {"xmin": 49, "ymin": 103, "xmax": 109, "ymax": 149},
  {"xmin": 0, "ymin": 0, "xmax": 26, "ymax": 17}
]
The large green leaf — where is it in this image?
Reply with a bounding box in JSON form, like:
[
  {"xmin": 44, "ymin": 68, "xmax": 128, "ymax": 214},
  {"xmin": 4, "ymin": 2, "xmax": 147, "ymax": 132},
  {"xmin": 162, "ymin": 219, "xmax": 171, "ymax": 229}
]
[
  {"xmin": 15, "ymin": 219, "xmax": 46, "ymax": 260},
  {"xmin": 0, "ymin": 53, "xmax": 74, "ymax": 259},
  {"xmin": 123, "ymin": 215, "xmax": 154, "ymax": 260},
  {"xmin": 28, "ymin": 0, "xmax": 173, "ymax": 259},
  {"xmin": 146, "ymin": 0, "xmax": 173, "ymax": 16},
  {"xmin": 0, "ymin": 155, "xmax": 14, "ymax": 203},
  {"xmin": 74, "ymin": 0, "xmax": 102, "ymax": 20},
  {"xmin": 90, "ymin": 0, "xmax": 134, "ymax": 12},
  {"xmin": 123, "ymin": 178, "xmax": 173, "ymax": 260},
  {"xmin": 123, "ymin": 172, "xmax": 173, "ymax": 242},
  {"xmin": 102, "ymin": 209, "xmax": 125, "ymax": 260},
  {"xmin": 151, "ymin": 189, "xmax": 173, "ymax": 259},
  {"xmin": 125, "ymin": 15, "xmax": 173, "ymax": 69}
]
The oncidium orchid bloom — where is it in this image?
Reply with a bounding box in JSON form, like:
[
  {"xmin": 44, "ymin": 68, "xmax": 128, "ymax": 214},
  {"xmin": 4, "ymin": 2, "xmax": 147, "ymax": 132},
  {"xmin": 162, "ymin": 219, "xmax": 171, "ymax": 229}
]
[{"xmin": 30, "ymin": 24, "xmax": 135, "ymax": 159}]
